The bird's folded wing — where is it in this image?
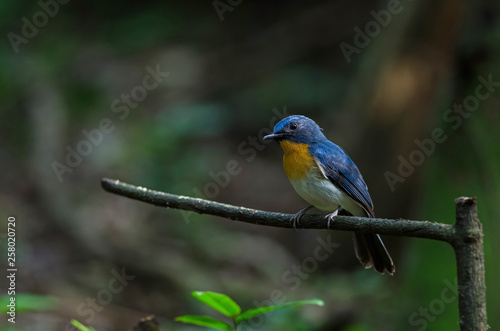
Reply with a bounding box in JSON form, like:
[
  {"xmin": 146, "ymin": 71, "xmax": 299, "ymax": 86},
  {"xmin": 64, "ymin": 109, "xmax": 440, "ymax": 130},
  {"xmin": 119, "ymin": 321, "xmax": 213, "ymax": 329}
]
[{"xmin": 311, "ymin": 141, "xmax": 375, "ymax": 217}]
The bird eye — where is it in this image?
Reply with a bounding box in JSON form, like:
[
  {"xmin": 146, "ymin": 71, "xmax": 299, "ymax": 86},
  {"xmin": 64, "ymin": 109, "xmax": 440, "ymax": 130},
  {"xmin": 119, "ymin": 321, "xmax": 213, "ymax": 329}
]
[{"xmin": 289, "ymin": 122, "xmax": 298, "ymax": 130}]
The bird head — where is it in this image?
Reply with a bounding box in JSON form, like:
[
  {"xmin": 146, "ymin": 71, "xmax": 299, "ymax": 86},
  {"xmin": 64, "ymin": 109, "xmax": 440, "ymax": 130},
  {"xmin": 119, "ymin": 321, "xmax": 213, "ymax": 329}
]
[{"xmin": 263, "ymin": 115, "xmax": 326, "ymax": 144}]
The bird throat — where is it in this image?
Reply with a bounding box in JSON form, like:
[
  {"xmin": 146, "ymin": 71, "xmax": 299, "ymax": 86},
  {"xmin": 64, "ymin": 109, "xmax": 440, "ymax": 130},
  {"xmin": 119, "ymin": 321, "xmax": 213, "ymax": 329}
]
[{"xmin": 279, "ymin": 140, "xmax": 316, "ymax": 180}]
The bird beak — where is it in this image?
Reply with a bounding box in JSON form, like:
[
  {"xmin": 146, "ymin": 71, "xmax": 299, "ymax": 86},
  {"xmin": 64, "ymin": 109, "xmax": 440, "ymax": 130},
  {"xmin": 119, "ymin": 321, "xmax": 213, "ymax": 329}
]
[{"xmin": 263, "ymin": 133, "xmax": 279, "ymax": 141}]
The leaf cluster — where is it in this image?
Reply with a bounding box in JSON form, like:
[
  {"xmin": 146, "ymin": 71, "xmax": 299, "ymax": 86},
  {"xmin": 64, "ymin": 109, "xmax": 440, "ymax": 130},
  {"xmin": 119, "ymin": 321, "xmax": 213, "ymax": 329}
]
[{"xmin": 175, "ymin": 291, "xmax": 324, "ymax": 330}]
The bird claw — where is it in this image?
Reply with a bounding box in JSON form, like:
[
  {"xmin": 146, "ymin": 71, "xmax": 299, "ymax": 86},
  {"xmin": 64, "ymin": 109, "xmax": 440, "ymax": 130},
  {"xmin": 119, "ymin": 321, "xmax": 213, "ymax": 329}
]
[
  {"xmin": 325, "ymin": 207, "xmax": 340, "ymax": 229},
  {"xmin": 292, "ymin": 206, "xmax": 313, "ymax": 230}
]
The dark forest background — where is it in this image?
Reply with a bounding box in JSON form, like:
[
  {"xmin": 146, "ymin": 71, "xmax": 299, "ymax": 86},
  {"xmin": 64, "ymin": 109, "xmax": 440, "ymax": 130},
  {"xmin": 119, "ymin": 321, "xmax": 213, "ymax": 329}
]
[{"xmin": 1, "ymin": 0, "xmax": 499, "ymax": 330}]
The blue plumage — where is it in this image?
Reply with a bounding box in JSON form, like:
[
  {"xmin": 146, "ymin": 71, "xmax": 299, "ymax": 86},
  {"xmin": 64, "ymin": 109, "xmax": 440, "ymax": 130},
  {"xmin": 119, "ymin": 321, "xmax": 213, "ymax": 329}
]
[{"xmin": 309, "ymin": 140, "xmax": 375, "ymax": 217}]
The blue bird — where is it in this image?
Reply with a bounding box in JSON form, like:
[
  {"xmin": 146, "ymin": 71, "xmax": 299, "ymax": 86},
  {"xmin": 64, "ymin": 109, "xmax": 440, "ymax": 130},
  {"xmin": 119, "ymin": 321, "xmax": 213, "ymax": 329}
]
[{"xmin": 264, "ymin": 115, "xmax": 395, "ymax": 275}]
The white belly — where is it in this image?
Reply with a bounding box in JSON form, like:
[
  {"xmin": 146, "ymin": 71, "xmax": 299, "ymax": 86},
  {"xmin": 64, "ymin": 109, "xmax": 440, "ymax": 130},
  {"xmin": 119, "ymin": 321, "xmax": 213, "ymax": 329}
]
[{"xmin": 290, "ymin": 173, "xmax": 365, "ymax": 216}]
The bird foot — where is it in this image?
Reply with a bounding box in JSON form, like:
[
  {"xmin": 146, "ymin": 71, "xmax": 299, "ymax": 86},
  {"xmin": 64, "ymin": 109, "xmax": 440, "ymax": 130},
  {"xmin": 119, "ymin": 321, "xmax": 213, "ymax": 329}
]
[
  {"xmin": 325, "ymin": 207, "xmax": 340, "ymax": 229},
  {"xmin": 292, "ymin": 205, "xmax": 313, "ymax": 230}
]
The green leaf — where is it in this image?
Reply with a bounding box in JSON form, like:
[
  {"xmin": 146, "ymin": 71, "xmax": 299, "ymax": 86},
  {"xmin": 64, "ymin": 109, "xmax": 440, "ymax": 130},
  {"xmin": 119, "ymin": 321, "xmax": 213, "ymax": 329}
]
[
  {"xmin": 0, "ymin": 294, "xmax": 58, "ymax": 313},
  {"xmin": 175, "ymin": 315, "xmax": 233, "ymax": 331},
  {"xmin": 236, "ymin": 298, "xmax": 324, "ymax": 323},
  {"xmin": 70, "ymin": 320, "xmax": 96, "ymax": 331},
  {"xmin": 191, "ymin": 291, "xmax": 241, "ymax": 317}
]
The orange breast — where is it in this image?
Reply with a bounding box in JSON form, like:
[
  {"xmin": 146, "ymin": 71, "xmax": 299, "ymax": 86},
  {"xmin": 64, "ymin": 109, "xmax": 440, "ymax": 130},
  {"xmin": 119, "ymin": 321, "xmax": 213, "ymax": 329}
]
[{"xmin": 279, "ymin": 141, "xmax": 316, "ymax": 180}]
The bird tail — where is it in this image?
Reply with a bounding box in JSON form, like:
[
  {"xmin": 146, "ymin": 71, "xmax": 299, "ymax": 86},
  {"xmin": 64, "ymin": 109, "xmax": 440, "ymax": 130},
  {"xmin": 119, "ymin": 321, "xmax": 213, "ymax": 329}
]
[{"xmin": 353, "ymin": 232, "xmax": 395, "ymax": 275}]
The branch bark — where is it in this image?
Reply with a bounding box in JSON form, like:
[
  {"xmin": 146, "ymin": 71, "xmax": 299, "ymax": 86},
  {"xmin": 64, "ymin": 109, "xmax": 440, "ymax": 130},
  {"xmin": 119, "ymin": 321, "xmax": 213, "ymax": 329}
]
[
  {"xmin": 452, "ymin": 197, "xmax": 487, "ymax": 331},
  {"xmin": 101, "ymin": 178, "xmax": 487, "ymax": 330}
]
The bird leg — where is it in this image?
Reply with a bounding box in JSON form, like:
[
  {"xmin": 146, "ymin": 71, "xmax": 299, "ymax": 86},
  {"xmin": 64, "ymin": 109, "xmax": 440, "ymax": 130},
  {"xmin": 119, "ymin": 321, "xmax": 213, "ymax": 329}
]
[
  {"xmin": 325, "ymin": 206, "xmax": 340, "ymax": 229},
  {"xmin": 292, "ymin": 205, "xmax": 314, "ymax": 229}
]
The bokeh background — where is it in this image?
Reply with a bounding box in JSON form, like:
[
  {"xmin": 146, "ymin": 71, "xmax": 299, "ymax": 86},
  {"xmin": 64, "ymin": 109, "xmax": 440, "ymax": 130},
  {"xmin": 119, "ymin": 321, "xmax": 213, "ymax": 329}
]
[{"xmin": 1, "ymin": 0, "xmax": 499, "ymax": 330}]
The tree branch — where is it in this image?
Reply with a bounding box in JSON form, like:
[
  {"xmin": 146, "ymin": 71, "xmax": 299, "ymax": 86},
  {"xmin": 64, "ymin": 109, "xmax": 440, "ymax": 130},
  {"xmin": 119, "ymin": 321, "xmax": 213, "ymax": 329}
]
[
  {"xmin": 101, "ymin": 178, "xmax": 487, "ymax": 330},
  {"xmin": 101, "ymin": 178, "xmax": 454, "ymax": 241}
]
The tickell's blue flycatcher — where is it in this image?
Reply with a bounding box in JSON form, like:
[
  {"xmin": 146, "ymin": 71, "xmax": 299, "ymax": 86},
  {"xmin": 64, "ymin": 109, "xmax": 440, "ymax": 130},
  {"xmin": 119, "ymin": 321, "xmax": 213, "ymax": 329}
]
[{"xmin": 264, "ymin": 115, "xmax": 395, "ymax": 275}]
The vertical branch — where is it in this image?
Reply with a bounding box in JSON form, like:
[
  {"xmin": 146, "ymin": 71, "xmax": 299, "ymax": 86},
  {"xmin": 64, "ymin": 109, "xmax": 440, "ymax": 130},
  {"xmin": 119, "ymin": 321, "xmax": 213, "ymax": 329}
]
[{"xmin": 453, "ymin": 197, "xmax": 487, "ymax": 331}]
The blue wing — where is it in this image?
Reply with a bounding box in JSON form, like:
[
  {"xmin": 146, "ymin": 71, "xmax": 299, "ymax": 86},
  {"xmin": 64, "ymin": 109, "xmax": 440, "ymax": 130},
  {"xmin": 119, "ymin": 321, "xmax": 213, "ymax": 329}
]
[{"xmin": 309, "ymin": 141, "xmax": 375, "ymax": 217}]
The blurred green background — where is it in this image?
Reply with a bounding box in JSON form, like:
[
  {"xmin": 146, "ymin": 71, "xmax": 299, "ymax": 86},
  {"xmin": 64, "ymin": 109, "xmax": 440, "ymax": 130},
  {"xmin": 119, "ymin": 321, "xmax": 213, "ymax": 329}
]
[{"xmin": 1, "ymin": 0, "xmax": 499, "ymax": 330}]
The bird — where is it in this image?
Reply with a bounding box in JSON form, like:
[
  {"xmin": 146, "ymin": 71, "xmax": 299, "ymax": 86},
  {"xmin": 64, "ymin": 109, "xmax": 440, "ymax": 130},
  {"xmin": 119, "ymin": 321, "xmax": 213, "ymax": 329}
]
[{"xmin": 263, "ymin": 115, "xmax": 395, "ymax": 275}]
